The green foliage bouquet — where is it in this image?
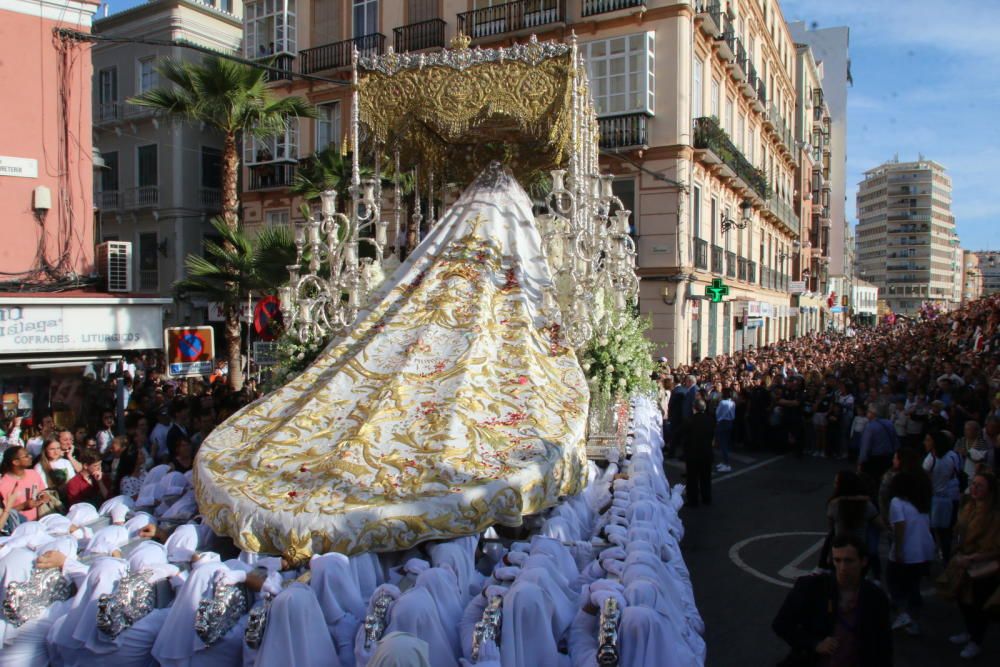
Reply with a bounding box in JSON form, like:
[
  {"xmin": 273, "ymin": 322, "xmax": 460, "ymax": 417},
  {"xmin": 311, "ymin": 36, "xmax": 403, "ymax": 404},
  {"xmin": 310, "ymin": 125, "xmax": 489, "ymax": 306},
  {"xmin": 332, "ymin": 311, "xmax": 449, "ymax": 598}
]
[{"xmin": 578, "ymin": 306, "xmax": 657, "ymax": 399}]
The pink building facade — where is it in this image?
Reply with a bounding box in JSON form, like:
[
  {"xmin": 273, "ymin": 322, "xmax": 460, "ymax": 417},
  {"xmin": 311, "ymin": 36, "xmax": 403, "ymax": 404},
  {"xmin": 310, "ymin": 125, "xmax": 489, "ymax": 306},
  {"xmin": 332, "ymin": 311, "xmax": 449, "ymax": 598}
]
[{"xmin": 0, "ymin": 0, "xmax": 101, "ymax": 279}]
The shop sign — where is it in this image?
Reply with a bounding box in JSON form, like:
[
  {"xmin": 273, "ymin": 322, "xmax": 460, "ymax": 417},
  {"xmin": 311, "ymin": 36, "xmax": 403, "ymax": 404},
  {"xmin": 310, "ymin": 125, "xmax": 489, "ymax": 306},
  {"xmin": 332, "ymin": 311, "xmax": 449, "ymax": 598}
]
[
  {"xmin": 760, "ymin": 303, "xmax": 774, "ymax": 317},
  {"xmin": 0, "ymin": 303, "xmax": 163, "ymax": 354},
  {"xmin": 253, "ymin": 341, "xmax": 279, "ymax": 367},
  {"xmin": 0, "ymin": 156, "xmax": 38, "ymax": 178},
  {"xmin": 789, "ymin": 280, "xmax": 806, "ymax": 294},
  {"xmin": 745, "ymin": 301, "xmax": 762, "ymax": 317}
]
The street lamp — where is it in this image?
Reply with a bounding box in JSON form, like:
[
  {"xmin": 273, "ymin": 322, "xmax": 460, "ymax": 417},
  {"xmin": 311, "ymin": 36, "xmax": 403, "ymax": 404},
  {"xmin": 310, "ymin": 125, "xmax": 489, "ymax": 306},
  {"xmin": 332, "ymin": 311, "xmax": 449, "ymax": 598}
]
[{"xmin": 721, "ymin": 199, "xmax": 753, "ymax": 234}]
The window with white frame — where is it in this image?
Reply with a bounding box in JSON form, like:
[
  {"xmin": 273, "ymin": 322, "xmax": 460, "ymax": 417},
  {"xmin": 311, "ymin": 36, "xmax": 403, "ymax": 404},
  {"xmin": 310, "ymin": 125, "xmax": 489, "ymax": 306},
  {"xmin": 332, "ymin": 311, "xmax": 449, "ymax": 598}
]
[
  {"xmin": 265, "ymin": 209, "xmax": 291, "ymax": 226},
  {"xmin": 353, "ymin": 0, "xmax": 378, "ymax": 37},
  {"xmin": 245, "ymin": 0, "xmax": 297, "ymax": 57},
  {"xmin": 692, "ymin": 185, "xmax": 702, "ymax": 240},
  {"xmin": 692, "ymin": 57, "xmax": 703, "ymax": 119},
  {"xmin": 737, "ymin": 113, "xmax": 745, "ymax": 151},
  {"xmin": 244, "ymin": 118, "xmax": 300, "ymax": 164},
  {"xmin": 582, "ymin": 32, "xmax": 654, "ymax": 116},
  {"xmin": 315, "ymin": 101, "xmax": 341, "ymax": 153},
  {"xmin": 98, "ymin": 67, "xmax": 117, "ymax": 104},
  {"xmin": 138, "ymin": 57, "xmax": 157, "ymax": 94},
  {"xmin": 724, "ymin": 97, "xmax": 733, "ymax": 134},
  {"xmin": 710, "ymin": 79, "xmax": 720, "ymax": 118},
  {"xmin": 748, "ymin": 124, "xmax": 756, "ymax": 164}
]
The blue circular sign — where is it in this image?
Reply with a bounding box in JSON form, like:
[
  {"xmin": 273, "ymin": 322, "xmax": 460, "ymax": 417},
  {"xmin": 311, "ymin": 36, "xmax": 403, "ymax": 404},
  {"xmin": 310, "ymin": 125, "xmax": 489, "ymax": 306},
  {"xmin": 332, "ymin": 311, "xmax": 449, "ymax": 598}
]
[{"xmin": 178, "ymin": 333, "xmax": 204, "ymax": 361}]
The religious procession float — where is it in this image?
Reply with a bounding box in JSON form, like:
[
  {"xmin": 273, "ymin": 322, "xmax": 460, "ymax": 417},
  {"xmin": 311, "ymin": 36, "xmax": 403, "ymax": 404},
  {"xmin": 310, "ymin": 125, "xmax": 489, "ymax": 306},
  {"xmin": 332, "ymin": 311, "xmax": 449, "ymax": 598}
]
[{"xmin": 2, "ymin": 34, "xmax": 703, "ymax": 667}]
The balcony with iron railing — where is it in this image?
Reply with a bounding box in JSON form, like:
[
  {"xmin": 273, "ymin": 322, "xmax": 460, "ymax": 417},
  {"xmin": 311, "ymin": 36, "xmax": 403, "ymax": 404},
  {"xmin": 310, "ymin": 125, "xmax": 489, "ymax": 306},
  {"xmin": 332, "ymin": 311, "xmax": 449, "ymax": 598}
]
[
  {"xmin": 716, "ymin": 14, "xmax": 735, "ymax": 61},
  {"xmin": 694, "ymin": 238, "xmax": 709, "ymax": 270},
  {"xmin": 458, "ymin": 0, "xmax": 565, "ymax": 41},
  {"xmin": 139, "ymin": 269, "xmax": 158, "ymax": 291},
  {"xmin": 394, "ymin": 18, "xmax": 447, "ymax": 52},
  {"xmin": 726, "ymin": 251, "xmax": 737, "ymax": 278},
  {"xmin": 711, "ymin": 244, "xmax": 724, "ymax": 274},
  {"xmin": 98, "ymin": 190, "xmax": 120, "ymax": 211},
  {"xmin": 748, "ymin": 260, "xmax": 757, "ymax": 284},
  {"xmin": 582, "ymin": 0, "xmax": 645, "ymax": 17},
  {"xmin": 126, "ymin": 186, "xmax": 159, "ymax": 209},
  {"xmin": 95, "ymin": 102, "xmax": 120, "ymax": 125},
  {"xmin": 695, "ymin": 1, "xmax": 723, "ymax": 37},
  {"xmin": 248, "ymin": 161, "xmax": 297, "ymax": 191},
  {"xmin": 257, "ymin": 54, "xmax": 296, "ymax": 82},
  {"xmin": 598, "ymin": 113, "xmax": 649, "ymax": 149},
  {"xmin": 767, "ymin": 195, "xmax": 800, "ymax": 235},
  {"xmin": 729, "ymin": 37, "xmax": 747, "ymax": 83},
  {"xmin": 693, "ymin": 117, "xmax": 770, "ymax": 201},
  {"xmin": 300, "ymin": 33, "xmax": 385, "ymax": 75},
  {"xmin": 200, "ymin": 188, "xmax": 222, "ymax": 210}
]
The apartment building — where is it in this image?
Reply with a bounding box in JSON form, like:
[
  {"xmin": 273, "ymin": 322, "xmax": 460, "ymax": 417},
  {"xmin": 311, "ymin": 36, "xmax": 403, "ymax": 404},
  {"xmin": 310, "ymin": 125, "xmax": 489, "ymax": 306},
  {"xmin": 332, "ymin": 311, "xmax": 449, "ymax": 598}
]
[
  {"xmin": 239, "ymin": 0, "xmax": 804, "ymax": 364},
  {"xmin": 855, "ymin": 158, "xmax": 959, "ymax": 315},
  {"xmin": 787, "ymin": 22, "xmax": 849, "ymax": 277},
  {"xmin": 973, "ymin": 251, "xmax": 1000, "ymax": 295},
  {"xmin": 791, "ymin": 40, "xmax": 831, "ymax": 333},
  {"xmin": 962, "ymin": 250, "xmax": 983, "ymax": 303},
  {"xmin": 92, "ymin": 0, "xmax": 244, "ymax": 325}
]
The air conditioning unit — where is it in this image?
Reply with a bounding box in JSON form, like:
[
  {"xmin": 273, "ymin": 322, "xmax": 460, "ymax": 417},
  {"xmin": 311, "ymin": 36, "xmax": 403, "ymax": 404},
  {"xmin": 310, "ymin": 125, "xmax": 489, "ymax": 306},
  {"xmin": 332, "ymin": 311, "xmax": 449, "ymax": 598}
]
[{"xmin": 96, "ymin": 241, "xmax": 133, "ymax": 292}]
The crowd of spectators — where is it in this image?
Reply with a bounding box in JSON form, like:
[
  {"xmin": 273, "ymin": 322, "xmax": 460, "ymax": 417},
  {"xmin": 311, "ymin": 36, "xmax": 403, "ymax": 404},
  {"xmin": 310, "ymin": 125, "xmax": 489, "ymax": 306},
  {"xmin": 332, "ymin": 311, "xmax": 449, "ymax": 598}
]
[
  {"xmin": 0, "ymin": 352, "xmax": 262, "ymax": 533},
  {"xmin": 656, "ymin": 294, "xmax": 1000, "ymax": 662}
]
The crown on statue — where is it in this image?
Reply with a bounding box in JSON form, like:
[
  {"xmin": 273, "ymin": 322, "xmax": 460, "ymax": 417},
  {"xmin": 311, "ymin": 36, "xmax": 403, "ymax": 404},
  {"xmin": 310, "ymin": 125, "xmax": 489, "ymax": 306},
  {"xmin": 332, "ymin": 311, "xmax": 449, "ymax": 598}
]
[{"xmin": 449, "ymin": 32, "xmax": 472, "ymax": 50}]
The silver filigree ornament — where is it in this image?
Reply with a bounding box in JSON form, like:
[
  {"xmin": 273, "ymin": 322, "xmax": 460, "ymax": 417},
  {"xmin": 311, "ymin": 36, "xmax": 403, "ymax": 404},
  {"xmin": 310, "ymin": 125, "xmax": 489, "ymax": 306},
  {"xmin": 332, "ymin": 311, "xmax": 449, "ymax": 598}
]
[
  {"xmin": 194, "ymin": 579, "xmax": 249, "ymax": 646},
  {"xmin": 470, "ymin": 594, "xmax": 503, "ymax": 662},
  {"xmin": 243, "ymin": 592, "xmax": 273, "ymax": 650},
  {"xmin": 362, "ymin": 590, "xmax": 395, "ymax": 649},
  {"xmin": 96, "ymin": 571, "xmax": 156, "ymax": 639},
  {"xmin": 2, "ymin": 568, "xmax": 75, "ymax": 628},
  {"xmin": 357, "ymin": 34, "xmax": 570, "ymax": 75},
  {"xmin": 596, "ymin": 594, "xmax": 622, "ymax": 667}
]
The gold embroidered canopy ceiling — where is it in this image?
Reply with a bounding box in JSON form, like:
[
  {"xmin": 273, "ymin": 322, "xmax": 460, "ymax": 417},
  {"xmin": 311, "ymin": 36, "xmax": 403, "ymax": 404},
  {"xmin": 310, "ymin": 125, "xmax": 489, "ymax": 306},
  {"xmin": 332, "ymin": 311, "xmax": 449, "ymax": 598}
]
[{"xmin": 356, "ymin": 36, "xmax": 585, "ymax": 186}]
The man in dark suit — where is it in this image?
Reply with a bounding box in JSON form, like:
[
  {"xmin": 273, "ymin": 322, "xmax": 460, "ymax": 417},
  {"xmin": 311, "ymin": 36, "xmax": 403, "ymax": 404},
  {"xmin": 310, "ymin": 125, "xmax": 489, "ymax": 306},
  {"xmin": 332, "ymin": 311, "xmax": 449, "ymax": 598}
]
[
  {"xmin": 679, "ymin": 398, "xmax": 715, "ymax": 507},
  {"xmin": 773, "ymin": 534, "xmax": 892, "ymax": 667}
]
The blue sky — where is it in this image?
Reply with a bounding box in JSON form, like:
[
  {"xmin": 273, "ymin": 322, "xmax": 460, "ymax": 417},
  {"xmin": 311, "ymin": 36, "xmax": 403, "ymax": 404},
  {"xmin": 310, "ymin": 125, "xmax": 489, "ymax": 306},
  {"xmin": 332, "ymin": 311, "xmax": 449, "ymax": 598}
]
[
  {"xmin": 104, "ymin": 0, "xmax": 1000, "ymax": 249},
  {"xmin": 779, "ymin": 0, "xmax": 999, "ymax": 250}
]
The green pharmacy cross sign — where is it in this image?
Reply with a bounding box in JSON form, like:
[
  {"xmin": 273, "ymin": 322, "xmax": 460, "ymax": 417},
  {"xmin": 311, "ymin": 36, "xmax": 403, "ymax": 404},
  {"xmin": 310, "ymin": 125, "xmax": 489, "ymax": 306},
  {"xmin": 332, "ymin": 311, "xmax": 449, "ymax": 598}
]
[{"xmin": 706, "ymin": 278, "xmax": 729, "ymax": 303}]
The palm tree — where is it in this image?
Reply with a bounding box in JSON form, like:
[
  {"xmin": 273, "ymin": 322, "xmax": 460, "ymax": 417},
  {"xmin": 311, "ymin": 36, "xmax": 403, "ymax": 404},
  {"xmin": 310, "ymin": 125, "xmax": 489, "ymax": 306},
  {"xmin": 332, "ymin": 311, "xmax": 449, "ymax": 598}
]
[
  {"xmin": 130, "ymin": 55, "xmax": 316, "ymax": 232},
  {"xmin": 130, "ymin": 55, "xmax": 315, "ymax": 389},
  {"xmin": 175, "ymin": 219, "xmax": 298, "ymax": 391}
]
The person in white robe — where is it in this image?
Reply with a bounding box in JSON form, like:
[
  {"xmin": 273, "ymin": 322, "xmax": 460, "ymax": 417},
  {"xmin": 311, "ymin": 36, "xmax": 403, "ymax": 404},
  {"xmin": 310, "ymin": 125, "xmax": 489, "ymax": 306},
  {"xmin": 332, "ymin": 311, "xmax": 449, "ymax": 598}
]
[
  {"xmin": 352, "ymin": 583, "xmax": 401, "ymax": 667},
  {"xmin": 623, "ymin": 579, "xmax": 704, "ymax": 666},
  {"xmin": 499, "ymin": 580, "xmax": 568, "ymax": 667},
  {"xmin": 413, "ymin": 567, "xmax": 463, "ymax": 655},
  {"xmin": 70, "ymin": 541, "xmax": 180, "ymax": 667},
  {"xmin": 383, "ymin": 587, "xmax": 458, "ymax": 667},
  {"xmin": 458, "ymin": 584, "xmax": 506, "ymax": 662},
  {"xmin": 349, "ymin": 552, "xmax": 384, "ymax": 600},
  {"xmin": 617, "ymin": 604, "xmax": 698, "ymax": 667},
  {"xmin": 0, "ymin": 547, "xmax": 37, "ymax": 650},
  {"xmin": 567, "ymin": 587, "xmax": 625, "ymax": 667},
  {"xmin": 253, "ymin": 582, "xmax": 340, "ymax": 667},
  {"xmin": 427, "ymin": 539, "xmax": 480, "ymax": 599},
  {"xmin": 151, "ymin": 554, "xmax": 248, "ymax": 667},
  {"xmin": 48, "ymin": 556, "xmax": 130, "ymax": 667},
  {"xmin": 367, "ymin": 631, "xmax": 431, "ymax": 667},
  {"xmin": 311, "ymin": 552, "xmax": 365, "ymax": 667}
]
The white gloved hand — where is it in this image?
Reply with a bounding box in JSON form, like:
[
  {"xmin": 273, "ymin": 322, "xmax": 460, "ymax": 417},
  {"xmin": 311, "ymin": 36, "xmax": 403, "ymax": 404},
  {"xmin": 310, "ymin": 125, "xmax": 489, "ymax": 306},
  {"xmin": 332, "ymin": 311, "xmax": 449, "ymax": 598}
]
[
  {"xmin": 590, "ymin": 588, "xmax": 626, "ymax": 611},
  {"xmin": 214, "ymin": 568, "xmax": 247, "ymax": 587},
  {"xmin": 261, "ymin": 571, "xmax": 283, "ymax": 596},
  {"xmin": 606, "ymin": 448, "xmax": 621, "ymax": 464},
  {"xmin": 475, "ymin": 639, "xmax": 501, "ymax": 664}
]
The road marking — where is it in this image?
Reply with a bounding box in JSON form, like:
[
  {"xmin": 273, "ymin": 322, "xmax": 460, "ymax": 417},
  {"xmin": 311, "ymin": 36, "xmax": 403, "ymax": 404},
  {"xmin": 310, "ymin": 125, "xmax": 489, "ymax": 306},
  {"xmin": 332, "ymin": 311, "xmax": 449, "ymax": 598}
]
[
  {"xmin": 778, "ymin": 537, "xmax": 826, "ymax": 579},
  {"xmin": 714, "ymin": 455, "xmax": 785, "ymax": 482},
  {"xmin": 729, "ymin": 531, "xmax": 827, "ymax": 589}
]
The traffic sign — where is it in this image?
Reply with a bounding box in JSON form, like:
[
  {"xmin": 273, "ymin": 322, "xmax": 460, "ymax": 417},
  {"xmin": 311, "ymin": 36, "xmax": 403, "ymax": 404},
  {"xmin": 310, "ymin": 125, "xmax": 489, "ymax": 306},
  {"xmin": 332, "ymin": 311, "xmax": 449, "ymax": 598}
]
[
  {"xmin": 253, "ymin": 341, "xmax": 279, "ymax": 367},
  {"xmin": 253, "ymin": 295, "xmax": 283, "ymax": 341},
  {"xmin": 165, "ymin": 326, "xmax": 215, "ymax": 378},
  {"xmin": 705, "ymin": 278, "xmax": 729, "ymax": 303}
]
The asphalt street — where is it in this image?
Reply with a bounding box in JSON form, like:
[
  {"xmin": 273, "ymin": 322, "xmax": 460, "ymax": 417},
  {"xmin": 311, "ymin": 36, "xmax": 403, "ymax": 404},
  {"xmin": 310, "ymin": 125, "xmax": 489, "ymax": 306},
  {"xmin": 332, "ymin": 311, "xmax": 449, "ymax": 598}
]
[{"xmin": 665, "ymin": 451, "xmax": 1000, "ymax": 667}]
